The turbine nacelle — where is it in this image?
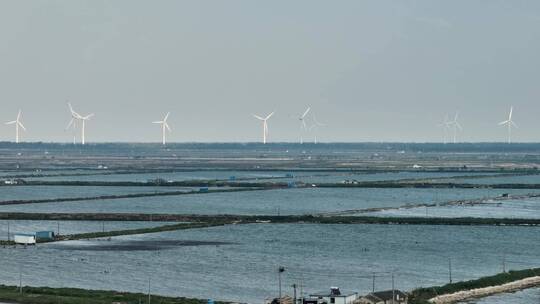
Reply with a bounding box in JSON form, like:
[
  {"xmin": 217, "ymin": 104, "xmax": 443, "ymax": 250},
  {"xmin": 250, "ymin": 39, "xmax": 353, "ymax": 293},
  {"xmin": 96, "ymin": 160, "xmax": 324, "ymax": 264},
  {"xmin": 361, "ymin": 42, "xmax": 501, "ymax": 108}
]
[
  {"xmin": 5, "ymin": 110, "xmax": 26, "ymax": 143},
  {"xmin": 153, "ymin": 112, "xmax": 172, "ymax": 145},
  {"xmin": 66, "ymin": 102, "xmax": 93, "ymax": 145},
  {"xmin": 499, "ymin": 106, "xmax": 517, "ymax": 143}
]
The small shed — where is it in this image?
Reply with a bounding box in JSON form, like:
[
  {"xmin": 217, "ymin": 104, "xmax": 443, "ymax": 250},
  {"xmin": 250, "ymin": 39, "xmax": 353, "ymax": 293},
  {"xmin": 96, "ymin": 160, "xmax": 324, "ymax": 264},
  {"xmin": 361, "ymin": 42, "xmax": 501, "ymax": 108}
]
[
  {"xmin": 14, "ymin": 234, "xmax": 36, "ymax": 245},
  {"xmin": 310, "ymin": 287, "xmax": 358, "ymax": 304},
  {"xmin": 36, "ymin": 231, "xmax": 55, "ymax": 241}
]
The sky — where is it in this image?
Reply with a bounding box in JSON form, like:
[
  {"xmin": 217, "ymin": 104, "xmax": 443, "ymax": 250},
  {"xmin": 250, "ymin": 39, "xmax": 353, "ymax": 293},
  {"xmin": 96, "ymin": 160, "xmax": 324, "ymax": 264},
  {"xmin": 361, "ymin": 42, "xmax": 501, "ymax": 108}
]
[{"xmin": 0, "ymin": 0, "xmax": 539, "ymax": 143}]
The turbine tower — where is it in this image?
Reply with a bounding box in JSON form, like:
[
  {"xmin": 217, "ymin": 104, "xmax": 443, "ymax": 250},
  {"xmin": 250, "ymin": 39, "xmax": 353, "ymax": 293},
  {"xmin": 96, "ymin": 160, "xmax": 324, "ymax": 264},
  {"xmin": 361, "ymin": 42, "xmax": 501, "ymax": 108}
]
[
  {"xmin": 67, "ymin": 102, "xmax": 94, "ymax": 145},
  {"xmin": 253, "ymin": 112, "xmax": 274, "ymax": 144},
  {"xmin": 449, "ymin": 112, "xmax": 462, "ymax": 144},
  {"xmin": 152, "ymin": 112, "xmax": 172, "ymax": 145},
  {"xmin": 498, "ymin": 106, "xmax": 517, "ymax": 144},
  {"xmin": 5, "ymin": 110, "xmax": 26, "ymax": 143},
  {"xmin": 437, "ymin": 114, "xmax": 452, "ymax": 144},
  {"xmin": 309, "ymin": 114, "xmax": 326, "ymax": 144},
  {"xmin": 297, "ymin": 107, "xmax": 311, "ymax": 144}
]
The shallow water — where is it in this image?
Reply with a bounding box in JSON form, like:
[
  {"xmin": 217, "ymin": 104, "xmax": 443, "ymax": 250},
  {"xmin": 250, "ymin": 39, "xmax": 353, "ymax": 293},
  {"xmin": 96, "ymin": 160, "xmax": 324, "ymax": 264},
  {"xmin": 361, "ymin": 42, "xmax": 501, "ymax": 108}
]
[
  {"xmin": 0, "ymin": 220, "xmax": 174, "ymax": 240},
  {"xmin": 0, "ymin": 187, "xmax": 533, "ymax": 215},
  {"xmin": 0, "ymin": 185, "xmax": 191, "ymax": 201},
  {"xmin": 0, "ymin": 224, "xmax": 538, "ymax": 303},
  {"xmin": 369, "ymin": 198, "xmax": 540, "ymax": 219}
]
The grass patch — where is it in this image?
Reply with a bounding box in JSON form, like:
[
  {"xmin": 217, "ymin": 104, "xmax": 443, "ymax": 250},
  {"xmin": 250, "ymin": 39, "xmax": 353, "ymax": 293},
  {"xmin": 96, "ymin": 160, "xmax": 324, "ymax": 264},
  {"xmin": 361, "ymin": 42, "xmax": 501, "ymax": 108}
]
[{"xmin": 0, "ymin": 285, "xmax": 224, "ymax": 304}]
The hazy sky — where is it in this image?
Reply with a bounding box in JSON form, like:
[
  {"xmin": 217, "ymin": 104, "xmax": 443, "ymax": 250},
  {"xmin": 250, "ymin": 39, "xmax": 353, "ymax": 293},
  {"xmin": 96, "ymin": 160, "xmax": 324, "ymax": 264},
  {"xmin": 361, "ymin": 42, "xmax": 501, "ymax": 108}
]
[{"xmin": 1, "ymin": 1, "xmax": 539, "ymax": 143}]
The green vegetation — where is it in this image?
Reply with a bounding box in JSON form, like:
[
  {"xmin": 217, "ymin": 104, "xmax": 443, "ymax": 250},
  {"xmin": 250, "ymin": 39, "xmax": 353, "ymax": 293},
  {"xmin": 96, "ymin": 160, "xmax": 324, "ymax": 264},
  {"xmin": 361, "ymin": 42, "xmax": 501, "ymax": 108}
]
[
  {"xmin": 0, "ymin": 285, "xmax": 224, "ymax": 304},
  {"xmin": 409, "ymin": 268, "xmax": 540, "ymax": 304}
]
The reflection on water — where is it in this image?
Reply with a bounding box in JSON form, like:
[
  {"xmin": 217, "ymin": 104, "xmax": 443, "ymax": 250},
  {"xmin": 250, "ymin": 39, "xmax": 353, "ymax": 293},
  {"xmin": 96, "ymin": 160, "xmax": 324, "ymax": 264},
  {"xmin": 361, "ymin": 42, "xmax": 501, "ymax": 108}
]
[{"xmin": 0, "ymin": 224, "xmax": 538, "ymax": 303}]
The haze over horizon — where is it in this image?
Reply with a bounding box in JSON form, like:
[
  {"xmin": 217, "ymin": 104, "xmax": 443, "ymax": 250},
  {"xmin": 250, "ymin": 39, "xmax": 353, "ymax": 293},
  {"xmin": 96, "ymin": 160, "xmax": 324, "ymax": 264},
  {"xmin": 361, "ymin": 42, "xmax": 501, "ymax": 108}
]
[{"xmin": 1, "ymin": 1, "xmax": 539, "ymax": 143}]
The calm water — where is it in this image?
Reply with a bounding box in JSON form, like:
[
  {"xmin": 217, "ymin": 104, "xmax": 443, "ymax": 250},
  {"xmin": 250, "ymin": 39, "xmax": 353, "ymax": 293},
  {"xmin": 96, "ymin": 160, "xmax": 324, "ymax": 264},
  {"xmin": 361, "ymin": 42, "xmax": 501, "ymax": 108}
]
[
  {"xmin": 445, "ymin": 174, "xmax": 540, "ymax": 185},
  {"xmin": 0, "ymin": 185, "xmax": 192, "ymax": 201},
  {"xmin": 0, "ymin": 220, "xmax": 174, "ymax": 240},
  {"xmin": 0, "ymin": 187, "xmax": 533, "ymax": 215},
  {"xmin": 370, "ymin": 198, "xmax": 540, "ymax": 219},
  {"xmin": 0, "ymin": 224, "xmax": 538, "ymax": 303}
]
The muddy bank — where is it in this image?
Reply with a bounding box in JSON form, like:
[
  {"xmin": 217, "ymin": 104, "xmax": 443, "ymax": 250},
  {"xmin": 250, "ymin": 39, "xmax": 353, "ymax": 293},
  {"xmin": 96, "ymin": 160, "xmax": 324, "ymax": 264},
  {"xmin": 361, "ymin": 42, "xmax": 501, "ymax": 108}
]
[
  {"xmin": 1, "ymin": 213, "xmax": 540, "ymax": 226},
  {"xmin": 429, "ymin": 276, "xmax": 540, "ymax": 304},
  {"xmin": 50, "ymin": 239, "xmax": 237, "ymax": 251}
]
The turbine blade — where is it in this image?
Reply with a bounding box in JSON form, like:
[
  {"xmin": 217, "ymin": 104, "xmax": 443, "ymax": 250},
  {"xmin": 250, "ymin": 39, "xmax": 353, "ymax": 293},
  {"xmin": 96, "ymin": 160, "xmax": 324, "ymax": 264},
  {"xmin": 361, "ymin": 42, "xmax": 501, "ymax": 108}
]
[
  {"xmin": 265, "ymin": 112, "xmax": 275, "ymax": 120},
  {"xmin": 164, "ymin": 112, "xmax": 170, "ymax": 121},
  {"xmin": 301, "ymin": 107, "xmax": 311, "ymax": 118},
  {"xmin": 66, "ymin": 118, "xmax": 75, "ymax": 130},
  {"xmin": 509, "ymin": 106, "xmax": 513, "ymax": 120},
  {"xmin": 253, "ymin": 114, "xmax": 264, "ymax": 120},
  {"xmin": 17, "ymin": 110, "xmax": 21, "ymax": 120},
  {"xmin": 152, "ymin": 121, "xmax": 163, "ymax": 124},
  {"xmin": 456, "ymin": 122, "xmax": 463, "ymax": 130},
  {"xmin": 18, "ymin": 121, "xmax": 26, "ymax": 131},
  {"xmin": 511, "ymin": 121, "xmax": 518, "ymax": 128},
  {"xmin": 164, "ymin": 122, "xmax": 171, "ymax": 132},
  {"xmin": 5, "ymin": 121, "xmax": 16, "ymax": 125},
  {"xmin": 498, "ymin": 120, "xmax": 509, "ymax": 126},
  {"xmin": 83, "ymin": 113, "xmax": 94, "ymax": 120}
]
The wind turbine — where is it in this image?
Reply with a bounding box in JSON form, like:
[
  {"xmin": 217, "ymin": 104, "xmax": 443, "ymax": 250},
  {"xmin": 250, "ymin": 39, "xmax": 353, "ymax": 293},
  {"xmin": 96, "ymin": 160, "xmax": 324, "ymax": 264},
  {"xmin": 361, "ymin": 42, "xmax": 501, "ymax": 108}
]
[
  {"xmin": 152, "ymin": 112, "xmax": 171, "ymax": 145},
  {"xmin": 253, "ymin": 112, "xmax": 274, "ymax": 144},
  {"xmin": 67, "ymin": 102, "xmax": 94, "ymax": 145},
  {"xmin": 309, "ymin": 114, "xmax": 326, "ymax": 144},
  {"xmin": 5, "ymin": 110, "xmax": 26, "ymax": 143},
  {"xmin": 449, "ymin": 112, "xmax": 462, "ymax": 144},
  {"xmin": 297, "ymin": 107, "xmax": 311, "ymax": 144},
  {"xmin": 498, "ymin": 106, "xmax": 517, "ymax": 144},
  {"xmin": 437, "ymin": 114, "xmax": 452, "ymax": 144}
]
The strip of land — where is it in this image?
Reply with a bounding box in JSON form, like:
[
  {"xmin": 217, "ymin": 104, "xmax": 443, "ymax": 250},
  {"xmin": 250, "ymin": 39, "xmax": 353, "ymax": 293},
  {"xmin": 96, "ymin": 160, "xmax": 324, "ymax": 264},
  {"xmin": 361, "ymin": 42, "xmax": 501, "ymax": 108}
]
[
  {"xmin": 0, "ymin": 285, "xmax": 223, "ymax": 304},
  {"xmin": 409, "ymin": 268, "xmax": 540, "ymax": 304},
  {"xmin": 1, "ymin": 213, "xmax": 539, "ymax": 226}
]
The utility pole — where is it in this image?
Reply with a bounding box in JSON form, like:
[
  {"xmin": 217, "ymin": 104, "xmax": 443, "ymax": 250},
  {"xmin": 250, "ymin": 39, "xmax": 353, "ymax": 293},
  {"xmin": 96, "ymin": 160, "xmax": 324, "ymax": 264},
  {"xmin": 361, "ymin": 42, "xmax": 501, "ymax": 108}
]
[
  {"xmin": 391, "ymin": 273, "xmax": 395, "ymax": 304},
  {"xmin": 278, "ymin": 266, "xmax": 285, "ymax": 300},
  {"xmin": 148, "ymin": 277, "xmax": 151, "ymax": 304},
  {"xmin": 502, "ymin": 254, "xmax": 506, "ymax": 273},
  {"xmin": 19, "ymin": 264, "xmax": 22, "ymax": 295},
  {"xmin": 449, "ymin": 258, "xmax": 452, "ymax": 283},
  {"xmin": 57, "ymin": 222, "xmax": 60, "ymax": 236},
  {"xmin": 372, "ymin": 273, "xmax": 375, "ymax": 292},
  {"xmin": 292, "ymin": 284, "xmax": 297, "ymax": 304},
  {"xmin": 7, "ymin": 221, "xmax": 10, "ymax": 242}
]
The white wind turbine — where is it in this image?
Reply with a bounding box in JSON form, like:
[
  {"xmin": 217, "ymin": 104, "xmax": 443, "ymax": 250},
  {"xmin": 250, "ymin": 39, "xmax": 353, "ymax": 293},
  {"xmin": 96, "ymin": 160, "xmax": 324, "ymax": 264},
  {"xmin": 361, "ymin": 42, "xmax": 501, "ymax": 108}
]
[
  {"xmin": 498, "ymin": 106, "xmax": 517, "ymax": 144},
  {"xmin": 5, "ymin": 110, "xmax": 26, "ymax": 143},
  {"xmin": 449, "ymin": 112, "xmax": 462, "ymax": 144},
  {"xmin": 152, "ymin": 112, "xmax": 172, "ymax": 145},
  {"xmin": 297, "ymin": 107, "xmax": 311, "ymax": 144},
  {"xmin": 253, "ymin": 112, "xmax": 274, "ymax": 144},
  {"xmin": 437, "ymin": 114, "xmax": 452, "ymax": 144},
  {"xmin": 309, "ymin": 114, "xmax": 326, "ymax": 144},
  {"xmin": 67, "ymin": 102, "xmax": 94, "ymax": 145}
]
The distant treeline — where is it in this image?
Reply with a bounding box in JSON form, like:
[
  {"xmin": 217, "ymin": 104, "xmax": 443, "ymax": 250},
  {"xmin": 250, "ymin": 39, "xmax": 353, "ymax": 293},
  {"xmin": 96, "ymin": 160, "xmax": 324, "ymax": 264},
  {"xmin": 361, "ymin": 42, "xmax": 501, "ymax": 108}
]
[{"xmin": 3, "ymin": 142, "xmax": 540, "ymax": 154}]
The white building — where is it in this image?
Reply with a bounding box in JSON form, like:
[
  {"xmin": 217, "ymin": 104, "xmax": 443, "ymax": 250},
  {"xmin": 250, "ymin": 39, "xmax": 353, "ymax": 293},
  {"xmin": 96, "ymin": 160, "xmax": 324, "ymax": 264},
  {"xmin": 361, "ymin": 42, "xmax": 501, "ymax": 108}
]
[
  {"xmin": 14, "ymin": 234, "xmax": 36, "ymax": 245},
  {"xmin": 308, "ymin": 288, "xmax": 358, "ymax": 304}
]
